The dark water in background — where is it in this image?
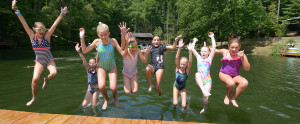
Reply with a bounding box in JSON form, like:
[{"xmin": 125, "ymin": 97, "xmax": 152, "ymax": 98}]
[{"xmin": 0, "ymin": 48, "xmax": 299, "ymax": 124}]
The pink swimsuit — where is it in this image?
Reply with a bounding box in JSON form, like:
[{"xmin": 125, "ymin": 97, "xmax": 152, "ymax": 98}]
[
  {"xmin": 122, "ymin": 53, "xmax": 138, "ymax": 78},
  {"xmin": 220, "ymin": 51, "xmax": 242, "ymax": 77}
]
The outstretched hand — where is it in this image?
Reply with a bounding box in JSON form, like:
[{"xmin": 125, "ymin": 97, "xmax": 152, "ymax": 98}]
[
  {"xmin": 175, "ymin": 35, "xmax": 182, "ymax": 42},
  {"xmin": 208, "ymin": 32, "xmax": 214, "ymax": 37},
  {"xmin": 144, "ymin": 45, "xmax": 152, "ymax": 54},
  {"xmin": 79, "ymin": 28, "xmax": 85, "ymax": 38},
  {"xmin": 237, "ymin": 50, "xmax": 245, "ymax": 58},
  {"xmin": 75, "ymin": 43, "xmax": 81, "ymax": 51},
  {"xmin": 193, "ymin": 38, "xmax": 198, "ymax": 43},
  {"xmin": 12, "ymin": 0, "xmax": 18, "ymax": 10},
  {"xmin": 187, "ymin": 42, "xmax": 193, "ymax": 51},
  {"xmin": 61, "ymin": 6, "xmax": 68, "ymax": 15},
  {"xmin": 178, "ymin": 39, "xmax": 184, "ymax": 47},
  {"xmin": 118, "ymin": 21, "xmax": 130, "ymax": 35}
]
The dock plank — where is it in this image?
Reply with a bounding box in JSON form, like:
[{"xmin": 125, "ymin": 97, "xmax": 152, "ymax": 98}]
[
  {"xmin": 98, "ymin": 117, "xmax": 117, "ymax": 124},
  {"xmin": 81, "ymin": 116, "xmax": 103, "ymax": 124},
  {"xmin": 64, "ymin": 115, "xmax": 88, "ymax": 124},
  {"xmin": 131, "ymin": 119, "xmax": 147, "ymax": 124},
  {"xmin": 0, "ymin": 109, "xmax": 7, "ymax": 114},
  {"xmin": 47, "ymin": 114, "xmax": 73, "ymax": 124},
  {"xmin": 0, "ymin": 110, "xmax": 18, "ymax": 120},
  {"xmin": 147, "ymin": 119, "xmax": 162, "ymax": 124},
  {"xmin": 14, "ymin": 113, "xmax": 58, "ymax": 124},
  {"xmin": 162, "ymin": 121, "xmax": 180, "ymax": 124},
  {"xmin": 0, "ymin": 111, "xmax": 32, "ymax": 124},
  {"xmin": 114, "ymin": 118, "xmax": 131, "ymax": 124}
]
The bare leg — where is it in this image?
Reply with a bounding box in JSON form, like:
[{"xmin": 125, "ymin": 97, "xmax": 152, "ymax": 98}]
[
  {"xmin": 97, "ymin": 67, "xmax": 108, "ymax": 109},
  {"xmin": 200, "ymin": 82, "xmax": 212, "ymax": 114},
  {"xmin": 155, "ymin": 69, "xmax": 164, "ymax": 96},
  {"xmin": 219, "ymin": 72, "xmax": 236, "ymax": 105},
  {"xmin": 173, "ymin": 86, "xmax": 179, "ymax": 106},
  {"xmin": 27, "ymin": 62, "xmax": 44, "ymax": 106},
  {"xmin": 82, "ymin": 90, "xmax": 93, "ymax": 107},
  {"xmin": 230, "ymin": 75, "xmax": 248, "ymax": 107},
  {"xmin": 145, "ymin": 65, "xmax": 154, "ymax": 92},
  {"xmin": 108, "ymin": 66, "xmax": 119, "ymax": 106},
  {"xmin": 180, "ymin": 88, "xmax": 187, "ymax": 109},
  {"xmin": 131, "ymin": 74, "xmax": 138, "ymax": 94},
  {"xmin": 42, "ymin": 60, "xmax": 57, "ymax": 90},
  {"xmin": 92, "ymin": 90, "xmax": 100, "ymax": 107},
  {"xmin": 195, "ymin": 73, "xmax": 211, "ymax": 97},
  {"xmin": 122, "ymin": 74, "xmax": 132, "ymax": 94}
]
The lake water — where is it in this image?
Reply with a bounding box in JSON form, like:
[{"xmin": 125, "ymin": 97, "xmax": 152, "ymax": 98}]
[{"xmin": 0, "ymin": 48, "xmax": 299, "ymax": 124}]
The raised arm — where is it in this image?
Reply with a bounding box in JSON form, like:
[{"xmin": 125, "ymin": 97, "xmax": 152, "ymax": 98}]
[
  {"xmin": 138, "ymin": 46, "xmax": 151, "ymax": 63},
  {"xmin": 111, "ymin": 38, "xmax": 127, "ymax": 58},
  {"xmin": 45, "ymin": 6, "xmax": 68, "ymax": 41},
  {"xmin": 208, "ymin": 32, "xmax": 216, "ymax": 60},
  {"xmin": 79, "ymin": 28, "xmax": 97, "ymax": 54},
  {"xmin": 175, "ymin": 39, "xmax": 184, "ymax": 69},
  {"xmin": 12, "ymin": 0, "xmax": 34, "ymax": 40},
  {"xmin": 191, "ymin": 38, "xmax": 200, "ymax": 58},
  {"xmin": 238, "ymin": 50, "xmax": 250, "ymax": 71},
  {"xmin": 75, "ymin": 43, "xmax": 88, "ymax": 70},
  {"xmin": 186, "ymin": 42, "xmax": 193, "ymax": 76},
  {"xmin": 166, "ymin": 35, "xmax": 182, "ymax": 50},
  {"xmin": 118, "ymin": 21, "xmax": 130, "ymax": 50}
]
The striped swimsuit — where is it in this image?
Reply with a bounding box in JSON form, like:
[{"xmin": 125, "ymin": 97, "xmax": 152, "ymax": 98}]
[
  {"xmin": 122, "ymin": 53, "xmax": 138, "ymax": 78},
  {"xmin": 197, "ymin": 57, "xmax": 212, "ymax": 84},
  {"xmin": 32, "ymin": 35, "xmax": 54, "ymax": 67},
  {"xmin": 97, "ymin": 39, "xmax": 116, "ymax": 72}
]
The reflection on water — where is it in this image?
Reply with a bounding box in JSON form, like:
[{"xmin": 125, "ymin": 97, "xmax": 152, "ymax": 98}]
[{"xmin": 0, "ymin": 48, "xmax": 299, "ymax": 123}]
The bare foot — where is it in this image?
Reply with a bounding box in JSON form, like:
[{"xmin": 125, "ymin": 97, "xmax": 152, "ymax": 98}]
[
  {"xmin": 200, "ymin": 108, "xmax": 206, "ymax": 114},
  {"xmin": 158, "ymin": 89, "xmax": 162, "ymax": 96},
  {"xmin": 26, "ymin": 98, "xmax": 36, "ymax": 106},
  {"xmin": 230, "ymin": 99, "xmax": 239, "ymax": 107},
  {"xmin": 114, "ymin": 97, "xmax": 119, "ymax": 107},
  {"xmin": 224, "ymin": 95, "xmax": 230, "ymax": 105},
  {"xmin": 42, "ymin": 77, "xmax": 49, "ymax": 90},
  {"xmin": 102, "ymin": 100, "xmax": 108, "ymax": 110},
  {"xmin": 147, "ymin": 87, "xmax": 152, "ymax": 92}
]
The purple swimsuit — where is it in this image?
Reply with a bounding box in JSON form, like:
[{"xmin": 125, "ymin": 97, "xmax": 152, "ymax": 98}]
[{"xmin": 220, "ymin": 51, "xmax": 242, "ymax": 77}]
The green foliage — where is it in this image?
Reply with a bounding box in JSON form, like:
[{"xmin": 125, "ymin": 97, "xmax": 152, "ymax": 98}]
[
  {"xmin": 270, "ymin": 43, "xmax": 285, "ymax": 56},
  {"xmin": 1, "ymin": 0, "xmax": 297, "ymax": 47},
  {"xmin": 286, "ymin": 38, "xmax": 296, "ymax": 45}
]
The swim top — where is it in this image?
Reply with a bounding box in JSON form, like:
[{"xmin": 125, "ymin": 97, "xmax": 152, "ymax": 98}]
[
  {"xmin": 220, "ymin": 50, "xmax": 242, "ymax": 77},
  {"xmin": 31, "ymin": 35, "xmax": 54, "ymax": 67},
  {"xmin": 87, "ymin": 70, "xmax": 98, "ymax": 85},
  {"xmin": 149, "ymin": 43, "xmax": 166, "ymax": 69}
]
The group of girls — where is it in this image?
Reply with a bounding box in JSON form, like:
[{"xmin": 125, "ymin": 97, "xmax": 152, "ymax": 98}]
[{"xmin": 13, "ymin": 1, "xmax": 250, "ymax": 114}]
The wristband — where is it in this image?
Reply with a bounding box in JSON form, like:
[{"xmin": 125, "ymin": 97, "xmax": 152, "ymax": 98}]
[
  {"xmin": 77, "ymin": 50, "xmax": 81, "ymax": 53},
  {"xmin": 60, "ymin": 13, "xmax": 66, "ymax": 16},
  {"xmin": 17, "ymin": 13, "xmax": 21, "ymax": 16},
  {"xmin": 178, "ymin": 47, "xmax": 183, "ymax": 49}
]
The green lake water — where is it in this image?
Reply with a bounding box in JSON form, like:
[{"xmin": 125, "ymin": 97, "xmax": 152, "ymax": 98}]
[{"xmin": 0, "ymin": 48, "xmax": 299, "ymax": 124}]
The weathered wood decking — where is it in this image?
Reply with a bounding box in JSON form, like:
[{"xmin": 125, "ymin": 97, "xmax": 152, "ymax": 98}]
[
  {"xmin": 280, "ymin": 52, "xmax": 300, "ymax": 57},
  {"xmin": 0, "ymin": 109, "xmax": 210, "ymax": 124}
]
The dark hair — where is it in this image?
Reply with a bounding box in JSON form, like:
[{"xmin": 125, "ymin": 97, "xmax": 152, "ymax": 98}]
[
  {"xmin": 34, "ymin": 22, "xmax": 45, "ymax": 28},
  {"xmin": 228, "ymin": 32, "xmax": 241, "ymax": 46}
]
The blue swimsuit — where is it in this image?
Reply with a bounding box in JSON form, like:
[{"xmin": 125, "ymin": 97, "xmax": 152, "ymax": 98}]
[
  {"xmin": 87, "ymin": 70, "xmax": 99, "ymax": 94},
  {"xmin": 174, "ymin": 70, "xmax": 188, "ymax": 91},
  {"xmin": 97, "ymin": 39, "xmax": 116, "ymax": 72}
]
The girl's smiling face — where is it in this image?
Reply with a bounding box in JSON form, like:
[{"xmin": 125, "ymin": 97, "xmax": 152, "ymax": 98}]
[
  {"xmin": 98, "ymin": 29, "xmax": 110, "ymax": 43},
  {"xmin": 34, "ymin": 25, "xmax": 46, "ymax": 38},
  {"xmin": 228, "ymin": 42, "xmax": 241, "ymax": 56}
]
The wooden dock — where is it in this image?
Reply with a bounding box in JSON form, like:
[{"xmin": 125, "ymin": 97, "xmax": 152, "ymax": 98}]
[
  {"xmin": 280, "ymin": 52, "xmax": 300, "ymax": 57},
  {"xmin": 0, "ymin": 109, "xmax": 210, "ymax": 124}
]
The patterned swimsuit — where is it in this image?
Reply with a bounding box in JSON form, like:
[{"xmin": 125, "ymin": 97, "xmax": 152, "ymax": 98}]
[
  {"xmin": 197, "ymin": 57, "xmax": 212, "ymax": 84},
  {"xmin": 32, "ymin": 35, "xmax": 54, "ymax": 67},
  {"xmin": 97, "ymin": 39, "xmax": 116, "ymax": 72},
  {"xmin": 122, "ymin": 53, "xmax": 138, "ymax": 78}
]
